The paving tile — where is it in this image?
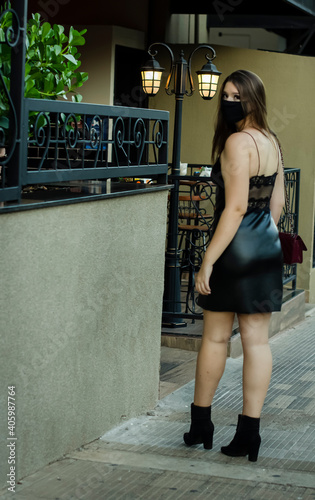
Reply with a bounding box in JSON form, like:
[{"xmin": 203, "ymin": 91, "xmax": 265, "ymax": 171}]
[
  {"xmin": 268, "ymin": 394, "xmax": 297, "ymax": 409},
  {"xmin": 273, "ymin": 383, "xmax": 293, "ymax": 391},
  {"xmin": 300, "ymin": 371, "xmax": 315, "ymax": 382}
]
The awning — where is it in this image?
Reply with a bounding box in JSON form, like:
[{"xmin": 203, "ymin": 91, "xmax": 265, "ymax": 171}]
[
  {"xmin": 170, "ymin": 0, "xmax": 315, "ymax": 55},
  {"xmin": 170, "ymin": 0, "xmax": 315, "ymax": 18},
  {"xmin": 285, "ymin": 0, "xmax": 315, "ymax": 16}
]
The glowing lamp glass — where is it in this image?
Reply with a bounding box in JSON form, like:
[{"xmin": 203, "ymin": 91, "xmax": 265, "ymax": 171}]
[
  {"xmin": 196, "ymin": 61, "xmax": 221, "ymax": 100},
  {"xmin": 141, "ymin": 69, "xmax": 163, "ymax": 95}
]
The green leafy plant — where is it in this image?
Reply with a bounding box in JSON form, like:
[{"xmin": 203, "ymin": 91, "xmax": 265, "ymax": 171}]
[
  {"xmin": 25, "ymin": 13, "xmax": 88, "ymax": 101},
  {"xmin": 0, "ymin": 9, "xmax": 88, "ymax": 136}
]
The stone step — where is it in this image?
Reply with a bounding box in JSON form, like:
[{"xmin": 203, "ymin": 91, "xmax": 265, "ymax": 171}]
[{"xmin": 161, "ymin": 289, "xmax": 307, "ymax": 358}]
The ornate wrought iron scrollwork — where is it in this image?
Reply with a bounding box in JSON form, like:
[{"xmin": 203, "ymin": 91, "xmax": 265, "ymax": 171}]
[
  {"xmin": 133, "ymin": 118, "xmax": 146, "ymax": 165},
  {"xmin": 152, "ymin": 119, "xmax": 164, "ymax": 164},
  {"xmin": 191, "ymin": 180, "xmax": 216, "ymax": 231},
  {"xmin": 1, "ymin": 9, "xmax": 20, "ymax": 47},
  {"xmin": 86, "ymin": 115, "xmax": 102, "ymax": 151},
  {"xmin": 0, "ymin": 7, "xmax": 21, "ymax": 166},
  {"xmin": 32, "ymin": 112, "xmax": 51, "ymax": 170},
  {"xmin": 61, "ymin": 113, "xmax": 79, "ymax": 149},
  {"xmin": 24, "ymin": 108, "xmax": 168, "ymax": 175},
  {"xmin": 177, "ymin": 177, "xmax": 216, "ymax": 315},
  {"xmin": 277, "ymin": 169, "xmax": 299, "ymax": 285},
  {"xmin": 113, "ymin": 116, "xmax": 128, "ymax": 165},
  {"xmin": 33, "ymin": 113, "xmax": 51, "ymax": 148},
  {"xmin": 278, "ymin": 171, "xmax": 298, "ymax": 234}
]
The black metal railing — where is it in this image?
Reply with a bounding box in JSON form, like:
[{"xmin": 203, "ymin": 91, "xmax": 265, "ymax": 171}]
[
  {"xmin": 170, "ymin": 173, "xmax": 216, "ymax": 319},
  {"xmin": 23, "ymin": 100, "xmax": 168, "ymax": 185},
  {"xmin": 0, "ymin": 1, "xmax": 168, "ymax": 207},
  {"xmin": 278, "ymin": 167, "xmax": 301, "ymax": 290}
]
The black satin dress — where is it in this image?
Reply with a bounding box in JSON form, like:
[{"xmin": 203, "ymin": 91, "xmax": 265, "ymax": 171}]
[{"xmin": 197, "ymin": 138, "xmax": 283, "ymax": 314}]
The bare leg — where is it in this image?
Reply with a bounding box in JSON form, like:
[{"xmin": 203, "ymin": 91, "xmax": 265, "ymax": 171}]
[
  {"xmin": 194, "ymin": 310, "xmax": 234, "ymax": 407},
  {"xmin": 238, "ymin": 313, "xmax": 272, "ymax": 418}
]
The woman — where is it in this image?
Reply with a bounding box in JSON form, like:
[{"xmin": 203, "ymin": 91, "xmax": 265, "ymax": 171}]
[{"xmin": 183, "ymin": 70, "xmax": 285, "ymax": 462}]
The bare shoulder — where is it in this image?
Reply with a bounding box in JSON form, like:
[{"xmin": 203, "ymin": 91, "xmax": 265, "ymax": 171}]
[
  {"xmin": 222, "ymin": 132, "xmax": 252, "ymax": 160},
  {"xmin": 225, "ymin": 132, "xmax": 249, "ymax": 147},
  {"xmin": 221, "ymin": 132, "xmax": 251, "ymax": 180}
]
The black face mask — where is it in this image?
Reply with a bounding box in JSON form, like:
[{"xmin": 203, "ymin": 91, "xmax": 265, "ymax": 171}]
[{"xmin": 221, "ymin": 100, "xmax": 246, "ymax": 125}]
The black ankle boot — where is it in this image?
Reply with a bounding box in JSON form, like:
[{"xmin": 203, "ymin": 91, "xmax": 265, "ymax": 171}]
[
  {"xmin": 221, "ymin": 414, "xmax": 261, "ymax": 462},
  {"xmin": 183, "ymin": 403, "xmax": 214, "ymax": 449}
]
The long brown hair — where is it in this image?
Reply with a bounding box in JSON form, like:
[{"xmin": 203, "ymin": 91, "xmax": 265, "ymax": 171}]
[{"xmin": 212, "ymin": 70, "xmax": 275, "ymax": 161}]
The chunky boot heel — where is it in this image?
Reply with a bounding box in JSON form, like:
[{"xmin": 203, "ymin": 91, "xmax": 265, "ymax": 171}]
[
  {"xmin": 221, "ymin": 414, "xmax": 261, "ymax": 462},
  {"xmin": 248, "ymin": 437, "xmax": 261, "ymax": 462},
  {"xmin": 202, "ymin": 433, "xmax": 214, "ymax": 450},
  {"xmin": 183, "ymin": 403, "xmax": 214, "ymax": 450}
]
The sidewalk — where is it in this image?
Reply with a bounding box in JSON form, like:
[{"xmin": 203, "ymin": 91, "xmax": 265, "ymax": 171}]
[{"xmin": 1, "ymin": 309, "xmax": 315, "ymax": 499}]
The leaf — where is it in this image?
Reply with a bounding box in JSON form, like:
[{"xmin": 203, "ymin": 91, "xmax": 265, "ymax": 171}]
[
  {"xmin": 0, "ymin": 27, "xmax": 5, "ymax": 43},
  {"xmin": 25, "ymin": 78, "xmax": 35, "ymax": 93},
  {"xmin": 2, "ymin": 75, "xmax": 10, "ymax": 90},
  {"xmin": 53, "ymin": 45, "xmax": 62, "ymax": 56},
  {"xmin": 55, "ymin": 80, "xmax": 65, "ymax": 93},
  {"xmin": 27, "ymin": 48, "xmax": 36, "ymax": 60},
  {"xmin": 41, "ymin": 22, "xmax": 52, "ymax": 39},
  {"xmin": 44, "ymin": 73, "xmax": 55, "ymax": 93},
  {"xmin": 34, "ymin": 113, "xmax": 47, "ymax": 130},
  {"xmin": 25, "ymin": 87, "xmax": 41, "ymax": 99},
  {"xmin": 68, "ymin": 26, "xmax": 74, "ymax": 45},
  {"xmin": 81, "ymin": 72, "xmax": 89, "ymax": 83},
  {"xmin": 53, "ymin": 24, "xmax": 64, "ymax": 36},
  {"xmin": 60, "ymin": 33, "xmax": 68, "ymax": 44},
  {"xmin": 52, "ymin": 63, "xmax": 65, "ymax": 72},
  {"xmin": 0, "ymin": 116, "xmax": 9, "ymax": 129},
  {"xmin": 62, "ymin": 53, "xmax": 78, "ymax": 65},
  {"xmin": 72, "ymin": 94, "xmax": 83, "ymax": 103},
  {"xmin": 38, "ymin": 41, "xmax": 45, "ymax": 60},
  {"xmin": 68, "ymin": 28, "xmax": 86, "ymax": 46},
  {"xmin": 0, "ymin": 100, "xmax": 8, "ymax": 112},
  {"xmin": 33, "ymin": 13, "xmax": 41, "ymax": 24},
  {"xmin": 45, "ymin": 45, "xmax": 52, "ymax": 61}
]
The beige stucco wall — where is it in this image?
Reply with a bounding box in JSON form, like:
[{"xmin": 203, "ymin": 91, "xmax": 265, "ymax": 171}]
[
  {"xmin": 0, "ymin": 189, "xmax": 168, "ymax": 488},
  {"xmin": 148, "ymin": 44, "xmax": 315, "ymax": 301},
  {"xmin": 78, "ymin": 26, "xmax": 145, "ymax": 105}
]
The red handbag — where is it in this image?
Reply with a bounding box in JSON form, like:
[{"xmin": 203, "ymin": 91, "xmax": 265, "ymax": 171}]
[
  {"xmin": 279, "ymin": 232, "xmax": 307, "ymax": 265},
  {"xmin": 278, "ymin": 144, "xmax": 307, "ymax": 265}
]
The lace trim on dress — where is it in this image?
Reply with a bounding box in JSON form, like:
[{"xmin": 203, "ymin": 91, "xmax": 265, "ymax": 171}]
[
  {"xmin": 247, "ymin": 173, "xmax": 277, "ymax": 212},
  {"xmin": 247, "ymin": 196, "xmax": 270, "ymax": 211},
  {"xmin": 249, "ymin": 173, "xmax": 277, "ymax": 189}
]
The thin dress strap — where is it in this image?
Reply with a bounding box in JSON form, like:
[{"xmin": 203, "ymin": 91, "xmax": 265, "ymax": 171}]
[
  {"xmin": 273, "ymin": 136, "xmax": 281, "ymax": 174},
  {"xmin": 240, "ymin": 130, "xmax": 261, "ymax": 175}
]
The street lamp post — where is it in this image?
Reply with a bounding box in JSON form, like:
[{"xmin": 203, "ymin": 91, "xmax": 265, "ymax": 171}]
[{"xmin": 141, "ymin": 43, "xmax": 221, "ymax": 326}]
